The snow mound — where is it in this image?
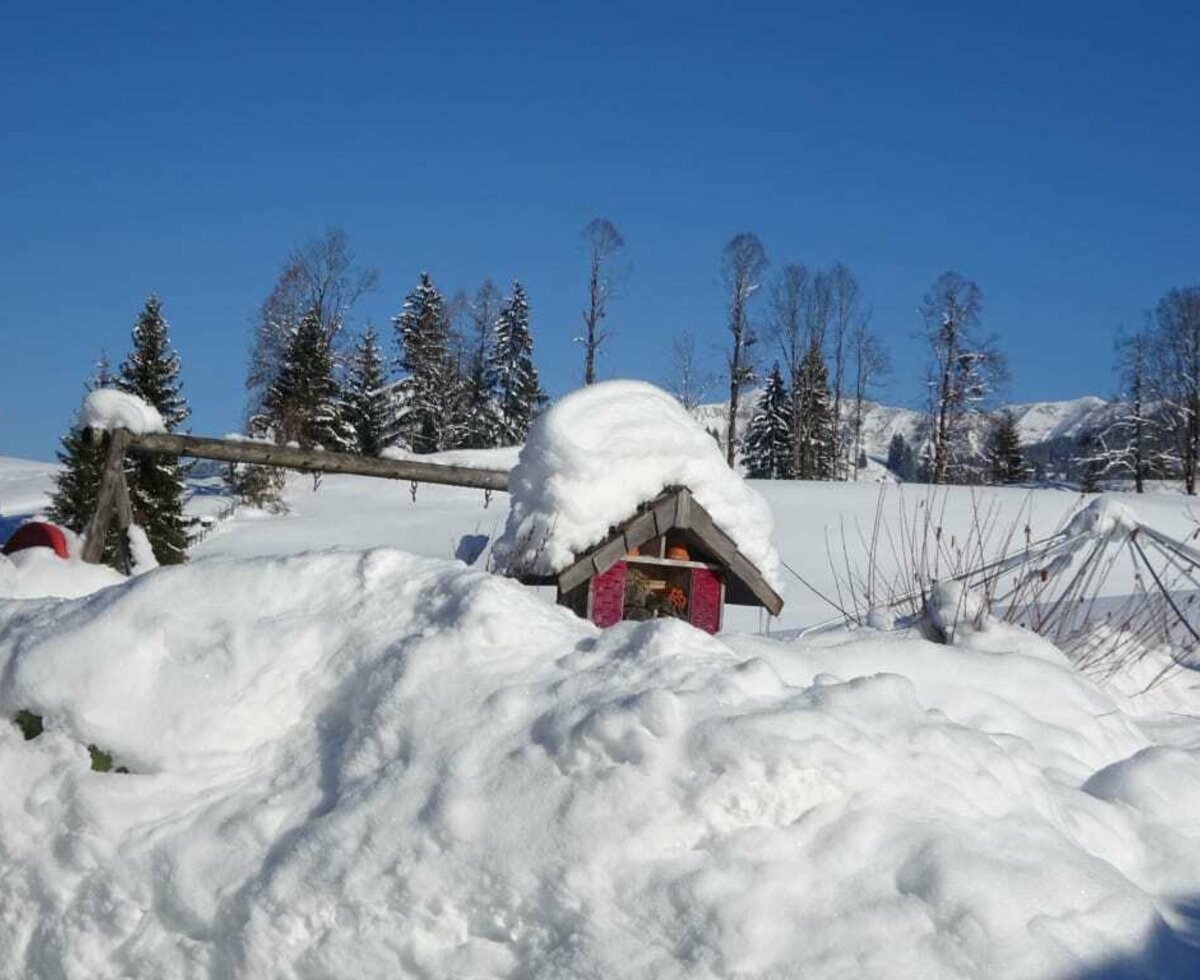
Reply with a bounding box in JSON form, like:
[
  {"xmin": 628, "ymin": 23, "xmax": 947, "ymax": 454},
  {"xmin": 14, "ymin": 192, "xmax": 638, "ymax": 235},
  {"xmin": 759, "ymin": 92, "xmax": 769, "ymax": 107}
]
[
  {"xmin": 82, "ymin": 388, "xmax": 165, "ymax": 435},
  {"xmin": 1067, "ymin": 495, "xmax": 1140, "ymax": 538},
  {"xmin": 0, "ymin": 546, "xmax": 125, "ymax": 599},
  {"xmin": 2, "ymin": 549, "xmax": 1200, "ymax": 976},
  {"xmin": 494, "ymin": 381, "xmax": 781, "ymax": 587}
]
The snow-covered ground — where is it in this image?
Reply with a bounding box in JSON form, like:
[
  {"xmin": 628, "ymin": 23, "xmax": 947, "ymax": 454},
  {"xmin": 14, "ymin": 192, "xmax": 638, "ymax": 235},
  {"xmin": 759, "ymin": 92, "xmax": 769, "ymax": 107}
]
[
  {"xmin": 2, "ymin": 452, "xmax": 1200, "ymax": 977},
  {"xmin": 0, "ymin": 455, "xmax": 58, "ymax": 541}
]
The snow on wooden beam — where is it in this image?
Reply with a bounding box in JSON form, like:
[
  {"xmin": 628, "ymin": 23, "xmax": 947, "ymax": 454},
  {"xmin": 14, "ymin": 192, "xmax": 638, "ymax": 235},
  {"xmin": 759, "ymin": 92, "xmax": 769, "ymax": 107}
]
[{"xmin": 122, "ymin": 431, "xmax": 511, "ymax": 493}]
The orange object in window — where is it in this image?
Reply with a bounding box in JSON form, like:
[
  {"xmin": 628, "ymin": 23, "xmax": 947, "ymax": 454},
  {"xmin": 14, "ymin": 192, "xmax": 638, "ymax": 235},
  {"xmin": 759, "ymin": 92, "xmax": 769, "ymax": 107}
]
[{"xmin": 666, "ymin": 544, "xmax": 690, "ymax": 561}]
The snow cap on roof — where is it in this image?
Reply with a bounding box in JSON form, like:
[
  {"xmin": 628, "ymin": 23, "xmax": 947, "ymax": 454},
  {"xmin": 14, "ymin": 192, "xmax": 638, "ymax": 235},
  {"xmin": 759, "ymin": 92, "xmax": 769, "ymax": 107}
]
[
  {"xmin": 494, "ymin": 381, "xmax": 781, "ymax": 589},
  {"xmin": 83, "ymin": 388, "xmax": 166, "ymax": 435}
]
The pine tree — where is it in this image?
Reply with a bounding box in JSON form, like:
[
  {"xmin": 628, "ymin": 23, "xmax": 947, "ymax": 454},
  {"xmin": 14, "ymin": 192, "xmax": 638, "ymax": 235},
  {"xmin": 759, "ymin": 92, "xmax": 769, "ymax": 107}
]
[
  {"xmin": 342, "ymin": 325, "xmax": 389, "ymax": 456},
  {"xmin": 393, "ymin": 273, "xmax": 459, "ymax": 453},
  {"xmin": 116, "ymin": 296, "xmax": 190, "ymax": 564},
  {"xmin": 48, "ymin": 353, "xmax": 116, "ymax": 555},
  {"xmin": 886, "ymin": 432, "xmax": 917, "ymax": 481},
  {"xmin": 489, "ymin": 281, "xmax": 547, "ymax": 445},
  {"xmin": 1076, "ymin": 431, "xmax": 1103, "ymax": 493},
  {"xmin": 986, "ymin": 410, "xmax": 1028, "ymax": 484},
  {"xmin": 795, "ymin": 342, "xmax": 835, "ymax": 479},
  {"xmin": 258, "ymin": 307, "xmax": 351, "ymax": 452},
  {"xmin": 743, "ymin": 363, "xmax": 794, "ymax": 479},
  {"xmin": 461, "ymin": 280, "xmax": 502, "ymax": 448}
]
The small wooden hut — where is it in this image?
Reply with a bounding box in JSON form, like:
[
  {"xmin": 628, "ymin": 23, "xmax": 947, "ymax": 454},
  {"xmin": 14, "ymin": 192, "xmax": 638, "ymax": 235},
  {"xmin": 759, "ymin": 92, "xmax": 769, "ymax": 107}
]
[{"xmin": 519, "ymin": 486, "xmax": 783, "ymax": 634}]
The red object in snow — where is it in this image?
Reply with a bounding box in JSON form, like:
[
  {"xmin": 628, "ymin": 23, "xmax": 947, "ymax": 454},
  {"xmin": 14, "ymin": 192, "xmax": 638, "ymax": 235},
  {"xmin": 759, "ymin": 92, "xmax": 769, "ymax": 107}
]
[
  {"xmin": 589, "ymin": 560, "xmax": 627, "ymax": 628},
  {"xmin": 688, "ymin": 566, "xmax": 723, "ymax": 634},
  {"xmin": 2, "ymin": 521, "xmax": 70, "ymax": 560}
]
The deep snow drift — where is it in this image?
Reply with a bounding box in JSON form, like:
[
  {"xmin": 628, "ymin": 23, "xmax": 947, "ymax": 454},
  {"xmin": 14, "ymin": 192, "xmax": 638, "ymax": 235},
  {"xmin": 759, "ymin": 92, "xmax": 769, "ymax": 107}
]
[
  {"xmin": 494, "ymin": 381, "xmax": 781, "ymax": 587},
  {"xmin": 4, "ymin": 453, "xmax": 1200, "ymax": 976},
  {"xmin": 2, "ymin": 550, "xmax": 1200, "ymax": 978}
]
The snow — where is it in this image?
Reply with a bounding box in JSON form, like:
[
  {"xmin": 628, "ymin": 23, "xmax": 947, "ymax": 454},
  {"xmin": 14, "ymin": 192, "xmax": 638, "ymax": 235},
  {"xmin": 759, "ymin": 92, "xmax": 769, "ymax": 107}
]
[
  {"xmin": 380, "ymin": 444, "xmax": 521, "ymax": 471},
  {"xmin": 694, "ymin": 393, "xmax": 1117, "ymax": 474},
  {"xmin": 0, "ymin": 546, "xmax": 125, "ymax": 599},
  {"xmin": 82, "ymin": 388, "xmax": 166, "ymax": 435},
  {"xmin": 2, "ymin": 455, "xmax": 1200, "ymax": 975},
  {"xmin": 494, "ymin": 381, "xmax": 781, "ymax": 588},
  {"xmin": 0, "ymin": 550, "xmax": 1199, "ymax": 976},
  {"xmin": 1066, "ymin": 494, "xmax": 1142, "ymax": 538},
  {"xmin": 126, "ymin": 524, "xmax": 159, "ymax": 574},
  {"xmin": 0, "ymin": 455, "xmax": 58, "ymax": 522}
]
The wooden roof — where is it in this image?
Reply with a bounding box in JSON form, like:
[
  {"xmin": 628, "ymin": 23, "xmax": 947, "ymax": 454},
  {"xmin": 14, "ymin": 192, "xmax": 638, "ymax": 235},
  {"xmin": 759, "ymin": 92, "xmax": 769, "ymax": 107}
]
[{"xmin": 526, "ymin": 486, "xmax": 783, "ymax": 616}]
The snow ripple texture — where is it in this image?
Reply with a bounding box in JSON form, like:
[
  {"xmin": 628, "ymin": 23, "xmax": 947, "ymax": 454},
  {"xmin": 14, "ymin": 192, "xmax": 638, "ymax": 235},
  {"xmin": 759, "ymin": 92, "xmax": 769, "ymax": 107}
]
[{"xmin": 2, "ymin": 550, "xmax": 1199, "ymax": 977}]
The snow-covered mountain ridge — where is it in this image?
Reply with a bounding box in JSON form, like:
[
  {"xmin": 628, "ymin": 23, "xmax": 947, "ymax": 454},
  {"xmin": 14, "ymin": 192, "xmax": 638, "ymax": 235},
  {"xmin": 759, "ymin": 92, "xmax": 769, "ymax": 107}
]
[{"xmin": 693, "ymin": 393, "xmax": 1116, "ymax": 463}]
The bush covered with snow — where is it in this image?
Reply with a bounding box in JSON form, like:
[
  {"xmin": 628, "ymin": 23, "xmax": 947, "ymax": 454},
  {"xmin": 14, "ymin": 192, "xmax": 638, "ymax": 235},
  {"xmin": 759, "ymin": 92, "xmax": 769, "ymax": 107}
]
[
  {"xmin": 82, "ymin": 388, "xmax": 166, "ymax": 435},
  {"xmin": 2, "ymin": 550, "xmax": 1200, "ymax": 976},
  {"xmin": 494, "ymin": 381, "xmax": 781, "ymax": 587}
]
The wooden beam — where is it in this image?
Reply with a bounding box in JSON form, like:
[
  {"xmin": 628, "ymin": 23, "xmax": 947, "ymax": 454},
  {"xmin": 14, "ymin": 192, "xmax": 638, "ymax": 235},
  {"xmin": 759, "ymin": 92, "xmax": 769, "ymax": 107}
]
[
  {"xmin": 556, "ymin": 490, "xmax": 680, "ymax": 594},
  {"xmin": 683, "ymin": 498, "xmax": 784, "ymax": 616},
  {"xmin": 589, "ymin": 535, "xmax": 629, "ymax": 578},
  {"xmin": 81, "ymin": 430, "xmax": 131, "ymax": 565},
  {"xmin": 124, "ymin": 431, "xmax": 510, "ymax": 492}
]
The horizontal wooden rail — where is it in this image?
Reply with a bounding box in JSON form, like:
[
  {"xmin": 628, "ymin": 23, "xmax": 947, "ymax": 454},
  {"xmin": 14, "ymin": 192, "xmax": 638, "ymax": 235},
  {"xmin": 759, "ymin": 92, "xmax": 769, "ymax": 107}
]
[{"xmin": 123, "ymin": 431, "xmax": 511, "ymax": 492}]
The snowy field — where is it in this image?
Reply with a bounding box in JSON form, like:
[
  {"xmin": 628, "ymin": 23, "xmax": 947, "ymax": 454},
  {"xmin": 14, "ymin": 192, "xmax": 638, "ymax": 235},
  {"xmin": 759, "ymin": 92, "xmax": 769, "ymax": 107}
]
[{"xmin": 2, "ymin": 451, "xmax": 1200, "ymax": 977}]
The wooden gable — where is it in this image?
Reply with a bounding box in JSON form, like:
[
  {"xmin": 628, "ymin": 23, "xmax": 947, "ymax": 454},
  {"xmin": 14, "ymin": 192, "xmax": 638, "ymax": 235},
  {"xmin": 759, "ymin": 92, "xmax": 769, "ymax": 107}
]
[{"xmin": 549, "ymin": 486, "xmax": 783, "ymax": 617}]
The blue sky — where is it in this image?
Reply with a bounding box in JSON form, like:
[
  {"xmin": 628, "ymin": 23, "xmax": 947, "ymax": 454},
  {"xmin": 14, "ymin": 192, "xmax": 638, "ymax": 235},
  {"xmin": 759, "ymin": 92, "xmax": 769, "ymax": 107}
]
[{"xmin": 3, "ymin": 1, "xmax": 1198, "ymax": 460}]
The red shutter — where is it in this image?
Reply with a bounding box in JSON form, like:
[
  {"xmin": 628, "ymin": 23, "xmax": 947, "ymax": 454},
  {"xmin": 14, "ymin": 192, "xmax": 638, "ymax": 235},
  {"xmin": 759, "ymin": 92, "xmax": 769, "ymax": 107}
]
[
  {"xmin": 689, "ymin": 567, "xmax": 723, "ymax": 634},
  {"xmin": 590, "ymin": 561, "xmax": 627, "ymax": 628}
]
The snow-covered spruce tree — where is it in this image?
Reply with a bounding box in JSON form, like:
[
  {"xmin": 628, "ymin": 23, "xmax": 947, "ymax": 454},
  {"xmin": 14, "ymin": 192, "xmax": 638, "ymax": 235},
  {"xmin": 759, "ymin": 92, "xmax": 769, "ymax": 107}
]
[
  {"xmin": 460, "ymin": 280, "xmax": 503, "ymax": 448},
  {"xmin": 257, "ymin": 307, "xmax": 352, "ymax": 452},
  {"xmin": 1101, "ymin": 328, "xmax": 1166, "ymax": 493},
  {"xmin": 116, "ymin": 296, "xmax": 190, "ymax": 564},
  {"xmin": 794, "ymin": 342, "xmax": 835, "ymax": 479},
  {"xmin": 489, "ymin": 281, "xmax": 547, "ymax": 445},
  {"xmin": 920, "ymin": 272, "xmax": 1007, "ymax": 485},
  {"xmin": 342, "ymin": 324, "xmax": 390, "ymax": 457},
  {"xmin": 393, "ymin": 272, "xmax": 459, "ymax": 453},
  {"xmin": 48, "ymin": 353, "xmax": 117, "ymax": 557},
  {"xmin": 743, "ymin": 363, "xmax": 794, "ymax": 479},
  {"xmin": 986, "ymin": 410, "xmax": 1028, "ymax": 485}
]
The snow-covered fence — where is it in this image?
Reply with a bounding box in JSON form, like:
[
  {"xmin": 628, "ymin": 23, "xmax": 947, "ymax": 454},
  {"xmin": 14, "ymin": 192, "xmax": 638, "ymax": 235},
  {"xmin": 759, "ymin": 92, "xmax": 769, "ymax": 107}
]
[
  {"xmin": 80, "ymin": 427, "xmax": 510, "ymax": 571},
  {"xmin": 128, "ymin": 432, "xmax": 510, "ymax": 492}
]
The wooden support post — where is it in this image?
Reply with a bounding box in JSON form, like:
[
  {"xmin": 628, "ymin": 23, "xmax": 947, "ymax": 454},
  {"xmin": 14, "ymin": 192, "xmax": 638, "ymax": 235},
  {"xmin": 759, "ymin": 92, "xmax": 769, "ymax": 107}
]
[
  {"xmin": 81, "ymin": 429, "xmax": 131, "ymax": 566},
  {"xmin": 110, "ymin": 468, "xmax": 135, "ymax": 574}
]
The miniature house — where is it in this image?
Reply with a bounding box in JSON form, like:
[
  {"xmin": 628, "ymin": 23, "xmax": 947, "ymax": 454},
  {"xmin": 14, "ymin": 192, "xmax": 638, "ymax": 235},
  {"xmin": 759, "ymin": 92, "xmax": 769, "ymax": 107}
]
[{"xmin": 519, "ymin": 486, "xmax": 783, "ymax": 634}]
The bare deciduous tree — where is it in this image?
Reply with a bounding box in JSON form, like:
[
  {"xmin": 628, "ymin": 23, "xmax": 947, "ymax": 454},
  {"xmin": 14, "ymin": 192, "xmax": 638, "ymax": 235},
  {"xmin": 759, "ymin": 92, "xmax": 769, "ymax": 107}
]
[
  {"xmin": 665, "ymin": 328, "xmax": 718, "ymax": 411},
  {"xmin": 920, "ymin": 271, "xmax": 1006, "ymax": 484},
  {"xmin": 247, "ymin": 228, "xmax": 378, "ymax": 413},
  {"xmin": 721, "ymin": 232, "xmax": 769, "ymax": 467},
  {"xmin": 849, "ymin": 317, "xmax": 889, "ymax": 478},
  {"xmin": 828, "ymin": 263, "xmax": 865, "ymax": 477},
  {"xmin": 768, "ymin": 263, "xmax": 810, "ymax": 477},
  {"xmin": 579, "ymin": 218, "xmax": 628, "ymax": 385},
  {"xmin": 1154, "ymin": 286, "xmax": 1200, "ymax": 494}
]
